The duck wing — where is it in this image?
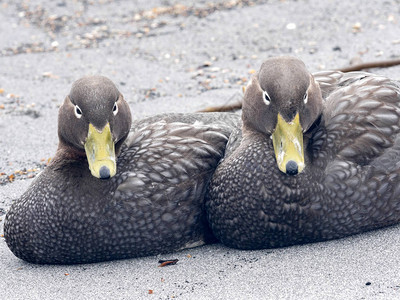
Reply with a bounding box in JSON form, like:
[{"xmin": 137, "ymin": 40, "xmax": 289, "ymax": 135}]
[
  {"xmin": 313, "ymin": 72, "xmax": 400, "ymax": 166},
  {"xmin": 105, "ymin": 114, "xmax": 239, "ymax": 254}
]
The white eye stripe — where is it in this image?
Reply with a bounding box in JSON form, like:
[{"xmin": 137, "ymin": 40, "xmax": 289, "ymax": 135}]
[
  {"xmin": 246, "ymin": 77, "xmax": 254, "ymax": 89},
  {"xmin": 262, "ymin": 90, "xmax": 271, "ymax": 106},
  {"xmin": 74, "ymin": 105, "xmax": 82, "ymax": 119},
  {"xmin": 303, "ymin": 92, "xmax": 308, "ymax": 104},
  {"xmin": 113, "ymin": 102, "xmax": 118, "ymax": 116}
]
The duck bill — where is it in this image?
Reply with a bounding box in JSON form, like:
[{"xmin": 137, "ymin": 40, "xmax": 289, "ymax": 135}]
[
  {"xmin": 84, "ymin": 123, "xmax": 116, "ymax": 179},
  {"xmin": 271, "ymin": 113, "xmax": 305, "ymax": 175}
]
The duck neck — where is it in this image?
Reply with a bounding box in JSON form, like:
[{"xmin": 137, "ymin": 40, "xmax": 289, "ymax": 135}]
[
  {"xmin": 49, "ymin": 139, "xmax": 87, "ymax": 169},
  {"xmin": 45, "ymin": 139, "xmax": 116, "ymax": 201},
  {"xmin": 240, "ymin": 127, "xmax": 321, "ymax": 202}
]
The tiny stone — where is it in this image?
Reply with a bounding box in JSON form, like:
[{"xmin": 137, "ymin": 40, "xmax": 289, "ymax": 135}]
[
  {"xmin": 286, "ymin": 23, "xmax": 296, "ymax": 30},
  {"xmin": 352, "ymin": 22, "xmax": 362, "ymax": 32}
]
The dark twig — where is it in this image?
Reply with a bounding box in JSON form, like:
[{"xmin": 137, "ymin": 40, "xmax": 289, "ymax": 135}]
[
  {"xmin": 158, "ymin": 259, "xmax": 179, "ymax": 267},
  {"xmin": 337, "ymin": 58, "xmax": 400, "ymax": 72},
  {"xmin": 198, "ymin": 102, "xmax": 243, "ymax": 112}
]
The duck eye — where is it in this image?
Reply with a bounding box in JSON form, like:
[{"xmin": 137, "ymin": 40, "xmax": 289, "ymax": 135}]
[
  {"xmin": 303, "ymin": 92, "xmax": 308, "ymax": 104},
  {"xmin": 262, "ymin": 91, "xmax": 271, "ymax": 106},
  {"xmin": 74, "ymin": 105, "xmax": 82, "ymax": 119},
  {"xmin": 112, "ymin": 102, "xmax": 118, "ymax": 116}
]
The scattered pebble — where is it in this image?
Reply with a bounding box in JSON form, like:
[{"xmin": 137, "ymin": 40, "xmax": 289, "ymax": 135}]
[
  {"xmin": 286, "ymin": 23, "xmax": 296, "ymax": 30},
  {"xmin": 352, "ymin": 22, "xmax": 362, "ymax": 33},
  {"xmin": 8, "ymin": 174, "xmax": 15, "ymax": 182},
  {"xmin": 0, "ymin": 164, "xmax": 47, "ymax": 185},
  {"xmin": 201, "ymin": 61, "xmax": 213, "ymax": 68},
  {"xmin": 0, "ymin": 1, "xmax": 276, "ymax": 56},
  {"xmin": 6, "ymin": 93, "xmax": 18, "ymax": 99},
  {"xmin": 42, "ymin": 71, "xmax": 59, "ymax": 79}
]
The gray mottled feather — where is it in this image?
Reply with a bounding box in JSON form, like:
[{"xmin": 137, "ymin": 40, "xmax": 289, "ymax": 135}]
[
  {"xmin": 206, "ymin": 58, "xmax": 400, "ymax": 250},
  {"xmin": 5, "ymin": 106, "xmax": 240, "ymax": 264}
]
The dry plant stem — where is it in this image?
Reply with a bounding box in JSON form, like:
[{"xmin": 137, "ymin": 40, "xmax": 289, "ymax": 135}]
[
  {"xmin": 338, "ymin": 58, "xmax": 400, "ymax": 72},
  {"xmin": 198, "ymin": 103, "xmax": 243, "ymax": 112}
]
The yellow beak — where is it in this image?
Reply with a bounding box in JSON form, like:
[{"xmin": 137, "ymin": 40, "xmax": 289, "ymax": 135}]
[
  {"xmin": 271, "ymin": 113, "xmax": 305, "ymax": 175},
  {"xmin": 84, "ymin": 123, "xmax": 116, "ymax": 179}
]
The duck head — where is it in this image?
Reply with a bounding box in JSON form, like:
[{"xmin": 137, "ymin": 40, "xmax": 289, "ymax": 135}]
[
  {"xmin": 242, "ymin": 56, "xmax": 323, "ymax": 175},
  {"xmin": 58, "ymin": 76, "xmax": 132, "ymax": 179}
]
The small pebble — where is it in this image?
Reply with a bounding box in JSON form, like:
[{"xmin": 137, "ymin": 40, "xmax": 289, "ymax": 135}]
[
  {"xmin": 352, "ymin": 22, "xmax": 362, "ymax": 33},
  {"xmin": 286, "ymin": 23, "xmax": 296, "ymax": 30},
  {"xmin": 51, "ymin": 41, "xmax": 59, "ymax": 48}
]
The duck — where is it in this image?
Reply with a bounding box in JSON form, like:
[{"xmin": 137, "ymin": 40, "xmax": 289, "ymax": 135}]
[
  {"xmin": 206, "ymin": 56, "xmax": 400, "ymax": 250},
  {"xmin": 4, "ymin": 75, "xmax": 240, "ymax": 264}
]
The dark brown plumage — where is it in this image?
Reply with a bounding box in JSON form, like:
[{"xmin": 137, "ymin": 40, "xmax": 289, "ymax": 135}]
[
  {"xmin": 206, "ymin": 56, "xmax": 400, "ymax": 249},
  {"xmin": 4, "ymin": 76, "xmax": 240, "ymax": 264}
]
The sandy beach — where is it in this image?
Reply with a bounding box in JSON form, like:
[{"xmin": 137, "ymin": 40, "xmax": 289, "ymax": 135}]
[{"xmin": 1, "ymin": 0, "xmax": 400, "ymax": 299}]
